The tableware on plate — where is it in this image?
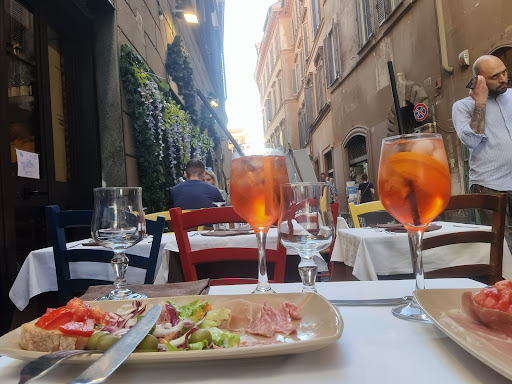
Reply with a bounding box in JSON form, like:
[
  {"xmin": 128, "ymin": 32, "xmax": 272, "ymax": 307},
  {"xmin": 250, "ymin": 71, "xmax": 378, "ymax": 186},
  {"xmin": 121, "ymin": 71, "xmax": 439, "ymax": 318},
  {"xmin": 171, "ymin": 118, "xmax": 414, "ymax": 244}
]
[
  {"xmin": 0, "ymin": 293, "xmax": 343, "ymax": 364},
  {"xmin": 378, "ymin": 133, "xmax": 451, "ymax": 322},
  {"xmin": 230, "ymin": 145, "xmax": 289, "ymax": 293},
  {"xmin": 415, "ymin": 288, "xmax": 512, "ymax": 380},
  {"xmin": 278, "ymin": 183, "xmax": 334, "ymax": 292},
  {"xmin": 91, "ymin": 187, "xmax": 146, "ymax": 300},
  {"xmin": 330, "ymin": 296, "xmax": 412, "ymax": 306},
  {"xmin": 72, "ymin": 304, "xmax": 161, "ymax": 384},
  {"xmin": 19, "ymin": 350, "xmax": 101, "ymax": 384}
]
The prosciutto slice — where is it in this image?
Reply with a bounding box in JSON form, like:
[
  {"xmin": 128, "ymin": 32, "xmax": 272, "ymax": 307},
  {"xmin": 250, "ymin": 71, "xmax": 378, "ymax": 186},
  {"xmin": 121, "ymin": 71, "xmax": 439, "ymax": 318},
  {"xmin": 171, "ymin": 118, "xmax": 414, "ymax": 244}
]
[{"xmin": 246, "ymin": 302, "xmax": 302, "ymax": 337}]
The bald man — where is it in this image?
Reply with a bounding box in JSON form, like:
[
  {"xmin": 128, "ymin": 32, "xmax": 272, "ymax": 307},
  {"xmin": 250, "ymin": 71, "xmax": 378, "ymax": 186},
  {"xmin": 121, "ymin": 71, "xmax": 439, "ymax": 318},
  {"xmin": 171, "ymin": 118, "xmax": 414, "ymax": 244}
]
[{"xmin": 452, "ymin": 54, "xmax": 511, "ymax": 251}]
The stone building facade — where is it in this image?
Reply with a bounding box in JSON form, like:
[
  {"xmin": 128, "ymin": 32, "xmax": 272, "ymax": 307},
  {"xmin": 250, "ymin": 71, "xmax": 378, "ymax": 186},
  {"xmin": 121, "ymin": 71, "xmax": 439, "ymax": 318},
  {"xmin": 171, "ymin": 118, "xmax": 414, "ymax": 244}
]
[{"xmin": 257, "ymin": 0, "xmax": 512, "ymax": 211}]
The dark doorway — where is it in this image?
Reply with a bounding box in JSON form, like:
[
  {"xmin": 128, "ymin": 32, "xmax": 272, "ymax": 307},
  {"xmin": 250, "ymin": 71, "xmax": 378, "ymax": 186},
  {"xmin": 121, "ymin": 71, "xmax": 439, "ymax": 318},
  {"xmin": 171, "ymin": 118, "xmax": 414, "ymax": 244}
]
[{"xmin": 0, "ymin": 0, "xmax": 101, "ymax": 334}]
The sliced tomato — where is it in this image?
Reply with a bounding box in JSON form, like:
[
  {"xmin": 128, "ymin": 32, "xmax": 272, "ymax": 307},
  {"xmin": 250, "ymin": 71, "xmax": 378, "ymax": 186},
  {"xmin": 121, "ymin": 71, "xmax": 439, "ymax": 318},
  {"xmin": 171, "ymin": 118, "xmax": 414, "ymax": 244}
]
[
  {"xmin": 59, "ymin": 318, "xmax": 95, "ymax": 337},
  {"xmin": 67, "ymin": 297, "xmax": 92, "ymax": 322},
  {"xmin": 90, "ymin": 306, "xmax": 110, "ymax": 326},
  {"xmin": 35, "ymin": 306, "xmax": 74, "ymax": 330}
]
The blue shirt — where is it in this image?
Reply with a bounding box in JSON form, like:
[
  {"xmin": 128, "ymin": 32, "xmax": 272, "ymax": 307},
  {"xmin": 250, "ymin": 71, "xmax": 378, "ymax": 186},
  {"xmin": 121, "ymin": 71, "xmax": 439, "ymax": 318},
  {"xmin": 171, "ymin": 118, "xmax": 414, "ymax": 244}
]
[
  {"xmin": 171, "ymin": 180, "xmax": 224, "ymax": 209},
  {"xmin": 452, "ymin": 88, "xmax": 512, "ymax": 191}
]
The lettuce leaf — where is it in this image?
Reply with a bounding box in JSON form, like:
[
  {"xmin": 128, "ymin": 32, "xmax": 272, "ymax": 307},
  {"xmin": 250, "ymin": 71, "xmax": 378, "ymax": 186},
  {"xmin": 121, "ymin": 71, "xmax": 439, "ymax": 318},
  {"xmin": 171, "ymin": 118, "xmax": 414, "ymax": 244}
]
[
  {"xmin": 199, "ymin": 307, "xmax": 231, "ymax": 329},
  {"xmin": 209, "ymin": 327, "xmax": 240, "ymax": 348},
  {"xmin": 167, "ymin": 299, "xmax": 211, "ymax": 322},
  {"xmin": 187, "ymin": 340, "xmax": 210, "ymax": 350}
]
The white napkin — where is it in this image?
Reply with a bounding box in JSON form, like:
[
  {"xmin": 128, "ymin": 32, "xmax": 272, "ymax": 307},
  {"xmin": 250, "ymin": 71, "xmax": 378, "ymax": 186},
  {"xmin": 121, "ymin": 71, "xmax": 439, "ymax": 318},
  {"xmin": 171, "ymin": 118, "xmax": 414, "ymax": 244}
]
[{"xmin": 337, "ymin": 216, "xmax": 349, "ymax": 229}]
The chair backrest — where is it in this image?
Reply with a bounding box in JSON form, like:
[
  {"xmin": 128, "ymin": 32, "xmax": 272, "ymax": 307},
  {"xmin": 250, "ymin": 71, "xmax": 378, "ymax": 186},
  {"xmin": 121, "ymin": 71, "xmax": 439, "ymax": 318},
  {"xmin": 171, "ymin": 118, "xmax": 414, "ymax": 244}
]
[
  {"xmin": 423, "ymin": 193, "xmax": 507, "ymax": 285},
  {"xmin": 349, "ymin": 201, "xmax": 386, "ymax": 228},
  {"xmin": 169, "ymin": 206, "xmax": 287, "ymax": 285},
  {"xmin": 145, "ymin": 210, "xmax": 172, "ymax": 232},
  {"xmin": 46, "ymin": 205, "xmax": 166, "ymax": 305}
]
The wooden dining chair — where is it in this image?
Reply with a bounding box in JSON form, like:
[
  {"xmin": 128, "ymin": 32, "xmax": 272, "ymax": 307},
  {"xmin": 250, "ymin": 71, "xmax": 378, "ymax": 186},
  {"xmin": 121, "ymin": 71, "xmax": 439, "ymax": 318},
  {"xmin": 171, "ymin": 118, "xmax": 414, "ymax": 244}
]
[
  {"xmin": 318, "ymin": 202, "xmax": 339, "ymax": 281},
  {"xmin": 423, "ymin": 193, "xmax": 507, "ymax": 285},
  {"xmin": 169, "ymin": 206, "xmax": 287, "ymax": 285},
  {"xmin": 46, "ymin": 205, "xmax": 166, "ymax": 305},
  {"xmin": 348, "ymin": 200, "xmax": 387, "ymax": 228},
  {"xmin": 145, "ymin": 210, "xmax": 172, "ymax": 232}
]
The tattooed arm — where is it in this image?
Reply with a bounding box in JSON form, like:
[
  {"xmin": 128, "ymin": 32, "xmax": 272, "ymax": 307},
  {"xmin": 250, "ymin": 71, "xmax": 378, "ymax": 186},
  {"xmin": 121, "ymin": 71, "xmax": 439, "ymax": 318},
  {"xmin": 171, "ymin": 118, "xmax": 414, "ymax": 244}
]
[
  {"xmin": 469, "ymin": 103, "xmax": 486, "ymax": 134},
  {"xmin": 468, "ymin": 75, "xmax": 489, "ymax": 134}
]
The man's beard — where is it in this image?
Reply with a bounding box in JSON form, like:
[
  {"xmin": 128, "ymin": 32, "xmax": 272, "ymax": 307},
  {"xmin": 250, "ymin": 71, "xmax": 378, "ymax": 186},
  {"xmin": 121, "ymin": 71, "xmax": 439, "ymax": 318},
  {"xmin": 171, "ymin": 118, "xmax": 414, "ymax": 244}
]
[{"xmin": 489, "ymin": 83, "xmax": 508, "ymax": 97}]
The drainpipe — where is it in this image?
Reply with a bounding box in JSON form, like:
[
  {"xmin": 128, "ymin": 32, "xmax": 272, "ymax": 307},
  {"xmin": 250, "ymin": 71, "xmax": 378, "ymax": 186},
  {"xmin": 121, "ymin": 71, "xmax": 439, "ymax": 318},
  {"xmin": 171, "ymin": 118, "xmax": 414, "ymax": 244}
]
[{"xmin": 435, "ymin": 0, "xmax": 453, "ymax": 74}]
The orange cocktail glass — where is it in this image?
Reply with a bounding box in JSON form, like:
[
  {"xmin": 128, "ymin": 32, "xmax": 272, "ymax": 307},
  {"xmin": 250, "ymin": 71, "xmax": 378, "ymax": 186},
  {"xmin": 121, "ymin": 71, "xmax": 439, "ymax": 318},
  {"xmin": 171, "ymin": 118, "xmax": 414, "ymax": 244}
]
[
  {"xmin": 230, "ymin": 150, "xmax": 289, "ymax": 293},
  {"xmin": 378, "ymin": 133, "xmax": 451, "ymax": 322}
]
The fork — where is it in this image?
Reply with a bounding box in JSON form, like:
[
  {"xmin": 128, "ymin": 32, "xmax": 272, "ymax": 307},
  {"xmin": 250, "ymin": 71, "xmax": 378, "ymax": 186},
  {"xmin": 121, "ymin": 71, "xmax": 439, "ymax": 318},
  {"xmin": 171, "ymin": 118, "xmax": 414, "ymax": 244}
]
[{"xmin": 19, "ymin": 350, "xmax": 100, "ymax": 384}]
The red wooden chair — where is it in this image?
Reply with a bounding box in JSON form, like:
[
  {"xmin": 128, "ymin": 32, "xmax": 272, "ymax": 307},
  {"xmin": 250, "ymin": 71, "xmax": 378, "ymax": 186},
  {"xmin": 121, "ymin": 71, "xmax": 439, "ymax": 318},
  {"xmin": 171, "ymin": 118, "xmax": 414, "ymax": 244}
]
[{"xmin": 169, "ymin": 207, "xmax": 287, "ymax": 285}]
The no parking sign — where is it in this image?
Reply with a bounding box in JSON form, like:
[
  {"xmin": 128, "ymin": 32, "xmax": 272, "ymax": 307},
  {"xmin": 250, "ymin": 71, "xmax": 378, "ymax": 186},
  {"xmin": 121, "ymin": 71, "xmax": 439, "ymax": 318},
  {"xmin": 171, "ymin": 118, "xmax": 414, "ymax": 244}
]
[{"xmin": 413, "ymin": 103, "xmax": 428, "ymax": 122}]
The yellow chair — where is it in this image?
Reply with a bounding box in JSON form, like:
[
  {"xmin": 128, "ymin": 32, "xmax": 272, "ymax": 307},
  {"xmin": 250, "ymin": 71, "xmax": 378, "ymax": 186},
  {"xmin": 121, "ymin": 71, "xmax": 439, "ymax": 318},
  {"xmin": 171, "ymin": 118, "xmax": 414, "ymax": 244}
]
[
  {"xmin": 348, "ymin": 201, "xmax": 386, "ymax": 228},
  {"xmin": 145, "ymin": 211, "xmax": 171, "ymax": 221}
]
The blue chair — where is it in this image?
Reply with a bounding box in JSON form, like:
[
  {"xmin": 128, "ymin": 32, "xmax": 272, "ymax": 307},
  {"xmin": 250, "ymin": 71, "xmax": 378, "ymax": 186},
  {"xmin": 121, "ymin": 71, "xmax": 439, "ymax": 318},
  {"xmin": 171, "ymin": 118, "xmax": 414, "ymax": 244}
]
[{"xmin": 46, "ymin": 205, "xmax": 166, "ymax": 305}]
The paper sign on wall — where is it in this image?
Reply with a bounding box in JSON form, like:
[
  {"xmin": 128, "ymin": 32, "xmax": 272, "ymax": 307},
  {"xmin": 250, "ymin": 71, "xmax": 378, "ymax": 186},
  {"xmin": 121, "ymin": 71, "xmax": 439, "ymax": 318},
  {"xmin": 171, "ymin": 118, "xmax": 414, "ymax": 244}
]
[{"xmin": 16, "ymin": 149, "xmax": 40, "ymax": 179}]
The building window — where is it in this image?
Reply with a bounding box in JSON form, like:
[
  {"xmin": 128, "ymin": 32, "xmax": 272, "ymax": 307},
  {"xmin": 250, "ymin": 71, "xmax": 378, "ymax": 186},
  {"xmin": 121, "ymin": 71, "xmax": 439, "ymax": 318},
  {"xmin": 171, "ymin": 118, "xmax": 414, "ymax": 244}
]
[
  {"xmin": 272, "ymin": 85, "xmax": 277, "ymax": 115},
  {"xmin": 299, "ymin": 48, "xmax": 304, "ymax": 80},
  {"xmin": 302, "ymin": 22, "xmax": 310, "ymax": 59},
  {"xmin": 304, "ymin": 75, "xmax": 315, "ymax": 128},
  {"xmin": 274, "ymin": 32, "xmax": 279, "ymax": 53},
  {"xmin": 266, "ymin": 61, "xmax": 270, "ymax": 80},
  {"xmin": 292, "ymin": 66, "xmax": 297, "ymax": 95},
  {"xmin": 278, "ymin": 77, "xmax": 283, "ymax": 105},
  {"xmin": 298, "ymin": 108, "xmax": 308, "ymax": 148},
  {"xmin": 270, "ymin": 46, "xmax": 274, "ymax": 68},
  {"xmin": 377, "ymin": 0, "xmax": 402, "ymax": 24},
  {"xmin": 324, "ymin": 19, "xmax": 340, "ymax": 87},
  {"xmin": 357, "ymin": 0, "xmax": 373, "ymax": 46},
  {"xmin": 314, "ymin": 54, "xmax": 326, "ymax": 114},
  {"xmin": 265, "ymin": 97, "xmax": 272, "ymax": 122},
  {"xmin": 310, "ymin": 0, "xmax": 321, "ymax": 40}
]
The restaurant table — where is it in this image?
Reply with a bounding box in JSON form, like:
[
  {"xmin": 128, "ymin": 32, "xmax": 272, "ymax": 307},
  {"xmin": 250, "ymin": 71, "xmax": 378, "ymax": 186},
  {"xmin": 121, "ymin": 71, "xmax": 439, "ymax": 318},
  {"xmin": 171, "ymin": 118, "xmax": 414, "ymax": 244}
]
[
  {"xmin": 330, "ymin": 221, "xmax": 512, "ymax": 281},
  {"xmin": 0, "ymin": 278, "xmax": 510, "ymax": 383},
  {"xmin": 160, "ymin": 227, "xmax": 329, "ymax": 283},
  {"xmin": 9, "ymin": 233, "xmax": 175, "ymax": 311}
]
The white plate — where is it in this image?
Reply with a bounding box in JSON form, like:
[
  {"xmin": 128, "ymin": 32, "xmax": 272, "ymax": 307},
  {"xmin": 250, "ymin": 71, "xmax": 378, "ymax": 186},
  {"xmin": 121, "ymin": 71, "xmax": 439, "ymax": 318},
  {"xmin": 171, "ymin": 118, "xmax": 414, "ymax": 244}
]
[
  {"xmin": 415, "ymin": 288, "xmax": 512, "ymax": 381},
  {"xmin": 0, "ymin": 292, "xmax": 343, "ymax": 364}
]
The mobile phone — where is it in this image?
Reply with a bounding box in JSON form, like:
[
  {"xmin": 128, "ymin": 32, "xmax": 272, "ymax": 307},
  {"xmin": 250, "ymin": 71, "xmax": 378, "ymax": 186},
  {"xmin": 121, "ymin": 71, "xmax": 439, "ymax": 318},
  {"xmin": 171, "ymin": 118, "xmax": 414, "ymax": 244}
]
[{"xmin": 466, "ymin": 77, "xmax": 477, "ymax": 89}]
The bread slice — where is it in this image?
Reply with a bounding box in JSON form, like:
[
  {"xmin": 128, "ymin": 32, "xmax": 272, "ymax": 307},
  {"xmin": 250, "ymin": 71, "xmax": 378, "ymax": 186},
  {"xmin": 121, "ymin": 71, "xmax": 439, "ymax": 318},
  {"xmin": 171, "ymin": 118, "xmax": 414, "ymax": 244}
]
[{"xmin": 19, "ymin": 320, "xmax": 89, "ymax": 352}]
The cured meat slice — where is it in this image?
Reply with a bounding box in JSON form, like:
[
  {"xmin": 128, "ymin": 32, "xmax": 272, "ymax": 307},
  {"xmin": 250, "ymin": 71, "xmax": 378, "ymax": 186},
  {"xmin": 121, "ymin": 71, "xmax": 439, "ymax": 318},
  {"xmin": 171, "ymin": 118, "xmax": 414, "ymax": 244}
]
[
  {"xmin": 246, "ymin": 302, "xmax": 301, "ymax": 337},
  {"xmin": 221, "ymin": 299, "xmax": 263, "ymax": 331}
]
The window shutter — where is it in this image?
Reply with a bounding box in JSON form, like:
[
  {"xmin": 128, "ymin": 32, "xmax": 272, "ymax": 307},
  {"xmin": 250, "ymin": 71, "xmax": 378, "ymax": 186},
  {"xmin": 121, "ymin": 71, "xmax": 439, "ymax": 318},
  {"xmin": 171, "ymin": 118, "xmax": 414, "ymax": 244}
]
[
  {"xmin": 265, "ymin": 98, "xmax": 272, "ymax": 121},
  {"xmin": 292, "ymin": 67, "xmax": 297, "ymax": 95},
  {"xmin": 314, "ymin": 0, "xmax": 321, "ymax": 30},
  {"xmin": 332, "ymin": 20, "xmax": 340, "ymax": 81},
  {"xmin": 270, "ymin": 46, "xmax": 274, "ymax": 68},
  {"xmin": 305, "ymin": 80, "xmax": 314, "ymax": 127},
  {"xmin": 363, "ymin": 0, "xmax": 373, "ymax": 40},
  {"xmin": 299, "ymin": 49, "xmax": 304, "ymax": 80},
  {"xmin": 302, "ymin": 23, "xmax": 309, "ymax": 58},
  {"xmin": 324, "ymin": 34, "xmax": 333, "ymax": 87},
  {"xmin": 278, "ymin": 78, "xmax": 283, "ymax": 105},
  {"xmin": 273, "ymin": 88, "xmax": 277, "ymax": 112},
  {"xmin": 376, "ymin": 0, "xmax": 385, "ymax": 24},
  {"xmin": 275, "ymin": 32, "xmax": 279, "ymax": 53},
  {"xmin": 310, "ymin": 0, "xmax": 317, "ymax": 39}
]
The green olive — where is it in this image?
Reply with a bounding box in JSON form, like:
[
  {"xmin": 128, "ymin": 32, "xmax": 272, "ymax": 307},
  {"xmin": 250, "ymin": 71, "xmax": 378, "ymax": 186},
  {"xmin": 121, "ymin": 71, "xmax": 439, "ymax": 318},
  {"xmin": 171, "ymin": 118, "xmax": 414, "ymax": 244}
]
[
  {"xmin": 134, "ymin": 334, "xmax": 158, "ymax": 352},
  {"xmin": 188, "ymin": 329, "xmax": 212, "ymax": 345},
  {"xmin": 95, "ymin": 333, "xmax": 121, "ymax": 351},
  {"xmin": 87, "ymin": 331, "xmax": 109, "ymax": 350}
]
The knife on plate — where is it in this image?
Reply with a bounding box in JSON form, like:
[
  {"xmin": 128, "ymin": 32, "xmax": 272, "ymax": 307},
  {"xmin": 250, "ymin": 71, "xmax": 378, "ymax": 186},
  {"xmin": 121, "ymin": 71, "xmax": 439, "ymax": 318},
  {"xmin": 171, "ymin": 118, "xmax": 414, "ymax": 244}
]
[
  {"xmin": 72, "ymin": 303, "xmax": 161, "ymax": 384},
  {"xmin": 329, "ymin": 296, "xmax": 412, "ymax": 306}
]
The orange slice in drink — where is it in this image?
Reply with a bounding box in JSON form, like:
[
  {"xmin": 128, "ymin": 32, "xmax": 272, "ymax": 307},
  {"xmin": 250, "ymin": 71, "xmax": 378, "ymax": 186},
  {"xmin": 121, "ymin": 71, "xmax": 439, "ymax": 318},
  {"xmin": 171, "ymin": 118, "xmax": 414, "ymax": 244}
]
[{"xmin": 387, "ymin": 152, "xmax": 449, "ymax": 186}]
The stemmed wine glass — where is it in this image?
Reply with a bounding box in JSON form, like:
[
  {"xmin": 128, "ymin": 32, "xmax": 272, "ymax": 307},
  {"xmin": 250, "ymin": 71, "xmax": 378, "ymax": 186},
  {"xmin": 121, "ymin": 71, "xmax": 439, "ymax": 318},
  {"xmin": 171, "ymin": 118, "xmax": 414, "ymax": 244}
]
[
  {"xmin": 378, "ymin": 133, "xmax": 451, "ymax": 322},
  {"xmin": 230, "ymin": 145, "xmax": 289, "ymax": 293},
  {"xmin": 278, "ymin": 183, "xmax": 334, "ymax": 292},
  {"xmin": 91, "ymin": 187, "xmax": 147, "ymax": 300}
]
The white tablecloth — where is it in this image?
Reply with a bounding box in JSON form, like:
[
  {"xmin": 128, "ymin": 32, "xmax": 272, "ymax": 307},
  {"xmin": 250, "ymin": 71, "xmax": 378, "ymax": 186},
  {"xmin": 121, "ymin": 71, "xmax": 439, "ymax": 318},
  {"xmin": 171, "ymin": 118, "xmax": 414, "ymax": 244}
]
[
  {"xmin": 1, "ymin": 279, "xmax": 510, "ymax": 383},
  {"xmin": 159, "ymin": 228, "xmax": 328, "ymax": 283},
  {"xmin": 330, "ymin": 221, "xmax": 512, "ymax": 281},
  {"xmin": 9, "ymin": 233, "xmax": 175, "ymax": 311}
]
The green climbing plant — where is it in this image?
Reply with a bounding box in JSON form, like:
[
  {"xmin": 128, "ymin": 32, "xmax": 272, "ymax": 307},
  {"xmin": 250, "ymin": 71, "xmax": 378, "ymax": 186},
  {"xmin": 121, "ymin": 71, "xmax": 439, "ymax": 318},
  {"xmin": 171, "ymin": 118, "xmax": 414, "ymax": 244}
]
[{"xmin": 119, "ymin": 44, "xmax": 213, "ymax": 213}]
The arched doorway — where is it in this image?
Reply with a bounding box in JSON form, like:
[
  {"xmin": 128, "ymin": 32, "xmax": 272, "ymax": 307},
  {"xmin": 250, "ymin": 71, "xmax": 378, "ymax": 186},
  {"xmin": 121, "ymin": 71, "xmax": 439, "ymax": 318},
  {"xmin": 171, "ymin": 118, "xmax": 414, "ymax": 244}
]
[{"xmin": 491, "ymin": 46, "xmax": 512, "ymax": 87}]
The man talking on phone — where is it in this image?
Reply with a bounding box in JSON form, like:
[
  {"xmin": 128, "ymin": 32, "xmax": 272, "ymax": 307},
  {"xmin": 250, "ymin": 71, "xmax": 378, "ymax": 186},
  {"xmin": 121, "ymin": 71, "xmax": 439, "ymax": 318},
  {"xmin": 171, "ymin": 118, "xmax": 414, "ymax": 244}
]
[{"xmin": 452, "ymin": 54, "xmax": 512, "ymax": 251}]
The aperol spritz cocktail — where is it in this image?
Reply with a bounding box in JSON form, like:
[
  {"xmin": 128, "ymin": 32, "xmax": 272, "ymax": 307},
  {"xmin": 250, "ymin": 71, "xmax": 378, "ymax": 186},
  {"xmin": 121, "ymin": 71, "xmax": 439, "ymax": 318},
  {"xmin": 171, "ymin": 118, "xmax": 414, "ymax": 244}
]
[
  {"xmin": 230, "ymin": 148, "xmax": 289, "ymax": 293},
  {"xmin": 378, "ymin": 133, "xmax": 451, "ymax": 322}
]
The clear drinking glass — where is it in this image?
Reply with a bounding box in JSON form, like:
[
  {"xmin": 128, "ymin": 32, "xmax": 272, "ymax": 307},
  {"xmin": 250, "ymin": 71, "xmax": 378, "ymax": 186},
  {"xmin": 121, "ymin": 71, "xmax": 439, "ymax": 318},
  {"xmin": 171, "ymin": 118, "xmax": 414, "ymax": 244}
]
[
  {"xmin": 91, "ymin": 187, "xmax": 146, "ymax": 300},
  {"xmin": 278, "ymin": 183, "xmax": 335, "ymax": 292},
  {"xmin": 378, "ymin": 133, "xmax": 451, "ymax": 322},
  {"xmin": 230, "ymin": 145, "xmax": 289, "ymax": 293},
  {"xmin": 212, "ymin": 201, "xmax": 226, "ymax": 231}
]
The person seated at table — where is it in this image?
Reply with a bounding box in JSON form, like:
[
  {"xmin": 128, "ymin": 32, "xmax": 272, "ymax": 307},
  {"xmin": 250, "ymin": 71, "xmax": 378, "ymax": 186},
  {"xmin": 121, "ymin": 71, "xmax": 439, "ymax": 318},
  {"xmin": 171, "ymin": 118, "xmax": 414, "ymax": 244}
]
[
  {"xmin": 171, "ymin": 159, "xmax": 224, "ymax": 209},
  {"xmin": 204, "ymin": 169, "xmax": 228, "ymax": 202}
]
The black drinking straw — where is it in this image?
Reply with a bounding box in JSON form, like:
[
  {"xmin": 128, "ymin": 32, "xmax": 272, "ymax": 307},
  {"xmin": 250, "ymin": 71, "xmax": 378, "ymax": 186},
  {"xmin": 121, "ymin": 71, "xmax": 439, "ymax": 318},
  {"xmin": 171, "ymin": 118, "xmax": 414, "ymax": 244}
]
[{"xmin": 387, "ymin": 61, "xmax": 404, "ymax": 135}]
